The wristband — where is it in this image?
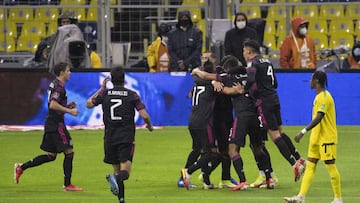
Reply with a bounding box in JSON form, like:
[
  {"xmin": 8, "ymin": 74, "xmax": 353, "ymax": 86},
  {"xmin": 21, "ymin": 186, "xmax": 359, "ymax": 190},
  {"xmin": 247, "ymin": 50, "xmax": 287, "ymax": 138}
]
[{"xmin": 301, "ymin": 128, "xmax": 307, "ymax": 134}]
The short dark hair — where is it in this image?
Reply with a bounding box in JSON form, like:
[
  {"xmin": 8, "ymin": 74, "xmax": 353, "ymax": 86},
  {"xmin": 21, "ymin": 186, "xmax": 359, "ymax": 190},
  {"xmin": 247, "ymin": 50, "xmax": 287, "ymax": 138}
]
[
  {"xmin": 312, "ymin": 70, "xmax": 328, "ymax": 88},
  {"xmin": 111, "ymin": 66, "xmax": 125, "ymax": 85},
  {"xmin": 243, "ymin": 39, "xmax": 260, "ymax": 54},
  {"xmin": 203, "ymin": 60, "xmax": 214, "ymax": 73},
  {"xmin": 53, "ymin": 62, "xmax": 69, "ymax": 76},
  {"xmin": 220, "ymin": 55, "xmax": 238, "ymax": 70}
]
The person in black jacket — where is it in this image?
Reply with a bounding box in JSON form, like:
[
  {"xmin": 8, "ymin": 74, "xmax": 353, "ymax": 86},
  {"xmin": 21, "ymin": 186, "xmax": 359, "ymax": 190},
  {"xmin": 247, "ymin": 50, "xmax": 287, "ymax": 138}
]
[
  {"xmin": 224, "ymin": 12, "xmax": 259, "ymax": 66},
  {"xmin": 168, "ymin": 10, "xmax": 202, "ymax": 72}
]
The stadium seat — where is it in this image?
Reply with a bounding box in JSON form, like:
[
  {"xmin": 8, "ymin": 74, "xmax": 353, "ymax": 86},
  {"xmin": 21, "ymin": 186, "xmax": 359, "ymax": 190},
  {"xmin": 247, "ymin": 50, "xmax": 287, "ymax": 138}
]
[
  {"xmin": 34, "ymin": 8, "xmax": 59, "ymax": 23},
  {"xmin": 61, "ymin": 8, "xmax": 86, "ymax": 22},
  {"xmin": 345, "ymin": 4, "xmax": 360, "ymax": 21},
  {"xmin": 241, "ymin": 0, "xmax": 268, "ymax": 3},
  {"xmin": 319, "ymin": 4, "xmax": 345, "ymax": 21},
  {"xmin": 8, "ymin": 8, "xmax": 34, "ymax": 23},
  {"xmin": 20, "ymin": 21, "xmax": 47, "ymax": 39},
  {"xmin": 328, "ymin": 20, "xmax": 354, "ymax": 35},
  {"xmin": 60, "ymin": 0, "xmax": 86, "ymax": 5},
  {"xmin": 329, "ymin": 33, "xmax": 354, "ymax": 49},
  {"xmin": 0, "ymin": 8, "xmax": 6, "ymax": 22},
  {"xmin": 239, "ymin": 6, "xmax": 261, "ymax": 19},
  {"xmin": 311, "ymin": 32, "xmax": 328, "ymax": 50},
  {"xmin": 195, "ymin": 19, "xmax": 206, "ymax": 52},
  {"xmin": 0, "ymin": 21, "xmax": 18, "ymax": 39},
  {"xmin": 276, "ymin": 0, "xmax": 300, "ymax": 3},
  {"xmin": 86, "ymin": 8, "xmax": 98, "ymax": 21},
  {"xmin": 308, "ymin": 19, "xmax": 328, "ymax": 36},
  {"xmin": 267, "ymin": 6, "xmax": 288, "ymax": 21},
  {"xmin": 292, "ymin": 5, "xmax": 318, "ymax": 20},
  {"xmin": 16, "ymin": 35, "xmax": 40, "ymax": 53},
  {"xmin": 47, "ymin": 22, "xmax": 58, "ymax": 36},
  {"xmin": 182, "ymin": 0, "xmax": 205, "ymax": 5},
  {"xmin": 0, "ymin": 35, "xmax": 16, "ymax": 52},
  {"xmin": 90, "ymin": 0, "xmax": 117, "ymax": 4}
]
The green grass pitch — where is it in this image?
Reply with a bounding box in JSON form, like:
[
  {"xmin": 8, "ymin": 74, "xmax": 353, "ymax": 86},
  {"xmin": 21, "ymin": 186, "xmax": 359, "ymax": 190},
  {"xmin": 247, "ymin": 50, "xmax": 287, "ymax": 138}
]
[{"xmin": 0, "ymin": 126, "xmax": 359, "ymax": 203}]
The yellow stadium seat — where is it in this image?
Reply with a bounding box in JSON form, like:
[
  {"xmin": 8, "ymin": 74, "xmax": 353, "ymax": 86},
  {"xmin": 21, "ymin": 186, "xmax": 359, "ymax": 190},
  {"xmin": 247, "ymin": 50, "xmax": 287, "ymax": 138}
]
[
  {"xmin": 182, "ymin": 0, "xmax": 205, "ymax": 5},
  {"xmin": 265, "ymin": 20, "xmax": 288, "ymax": 37},
  {"xmin": 328, "ymin": 20, "xmax": 354, "ymax": 35},
  {"xmin": 267, "ymin": 6, "xmax": 288, "ymax": 21},
  {"xmin": 311, "ymin": 32, "xmax": 328, "ymax": 50},
  {"xmin": 177, "ymin": 8, "xmax": 202, "ymax": 22},
  {"xmin": 8, "ymin": 8, "xmax": 34, "ymax": 23},
  {"xmin": 0, "ymin": 8, "xmax": 6, "ymax": 22},
  {"xmin": 60, "ymin": 0, "xmax": 86, "ymax": 5},
  {"xmin": 47, "ymin": 22, "xmax": 58, "ymax": 36},
  {"xmin": 86, "ymin": 8, "xmax": 98, "ymax": 21},
  {"xmin": 61, "ymin": 8, "xmax": 86, "ymax": 22},
  {"xmin": 90, "ymin": 0, "xmax": 117, "ymax": 4},
  {"xmin": 241, "ymin": 0, "xmax": 268, "ymax": 3},
  {"xmin": 345, "ymin": 4, "xmax": 360, "ymax": 21},
  {"xmin": 308, "ymin": 19, "xmax": 328, "ymax": 36},
  {"xmin": 276, "ymin": 0, "xmax": 300, "ymax": 3},
  {"xmin": 319, "ymin": 4, "xmax": 345, "ymax": 21},
  {"xmin": 16, "ymin": 36, "xmax": 40, "ymax": 53},
  {"xmin": 329, "ymin": 33, "xmax": 354, "ymax": 49},
  {"xmin": 20, "ymin": 21, "xmax": 47, "ymax": 39},
  {"xmin": 34, "ymin": 8, "xmax": 59, "ymax": 23},
  {"xmin": 0, "ymin": 35, "xmax": 16, "ymax": 52},
  {"xmin": 239, "ymin": 6, "xmax": 261, "ymax": 19},
  {"xmin": 292, "ymin": 5, "xmax": 318, "ymax": 20},
  {"xmin": 0, "ymin": 21, "xmax": 18, "ymax": 39}
]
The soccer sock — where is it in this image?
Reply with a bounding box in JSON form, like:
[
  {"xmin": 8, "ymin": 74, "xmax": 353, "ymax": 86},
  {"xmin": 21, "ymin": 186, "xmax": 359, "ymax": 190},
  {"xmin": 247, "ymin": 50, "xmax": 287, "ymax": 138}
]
[
  {"xmin": 262, "ymin": 146, "xmax": 274, "ymax": 172},
  {"xmin": 325, "ymin": 163, "xmax": 342, "ymax": 199},
  {"xmin": 188, "ymin": 152, "xmax": 211, "ymax": 174},
  {"xmin": 255, "ymin": 152, "xmax": 271, "ymax": 180},
  {"xmin": 281, "ymin": 133, "xmax": 301, "ymax": 160},
  {"xmin": 274, "ymin": 137, "xmax": 297, "ymax": 166},
  {"xmin": 221, "ymin": 154, "xmax": 231, "ymax": 180},
  {"xmin": 117, "ymin": 180, "xmax": 125, "ymax": 203},
  {"xmin": 231, "ymin": 154, "xmax": 246, "ymax": 183},
  {"xmin": 116, "ymin": 170, "xmax": 129, "ymax": 181},
  {"xmin": 63, "ymin": 152, "xmax": 74, "ymax": 186},
  {"xmin": 21, "ymin": 154, "xmax": 56, "ymax": 170},
  {"xmin": 184, "ymin": 150, "xmax": 200, "ymax": 168},
  {"xmin": 299, "ymin": 161, "xmax": 316, "ymax": 196}
]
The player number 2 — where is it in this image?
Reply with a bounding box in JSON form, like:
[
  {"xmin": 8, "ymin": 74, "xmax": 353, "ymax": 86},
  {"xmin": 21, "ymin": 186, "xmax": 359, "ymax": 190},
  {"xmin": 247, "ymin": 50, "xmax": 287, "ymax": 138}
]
[{"xmin": 110, "ymin": 99, "xmax": 122, "ymax": 120}]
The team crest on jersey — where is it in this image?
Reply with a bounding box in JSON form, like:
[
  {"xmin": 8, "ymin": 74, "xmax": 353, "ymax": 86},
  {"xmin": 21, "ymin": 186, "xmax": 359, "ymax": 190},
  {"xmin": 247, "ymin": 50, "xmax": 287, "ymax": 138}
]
[{"xmin": 52, "ymin": 92, "xmax": 60, "ymax": 99}]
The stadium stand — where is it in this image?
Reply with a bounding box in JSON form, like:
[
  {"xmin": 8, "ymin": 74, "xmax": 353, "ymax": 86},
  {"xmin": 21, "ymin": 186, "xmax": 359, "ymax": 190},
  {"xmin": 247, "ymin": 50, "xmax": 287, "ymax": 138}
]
[
  {"xmin": 16, "ymin": 35, "xmax": 40, "ymax": 53},
  {"xmin": 8, "ymin": 8, "xmax": 34, "ymax": 23},
  {"xmin": 239, "ymin": 5, "xmax": 262, "ymax": 19},
  {"xmin": 0, "ymin": 21, "xmax": 18, "ymax": 39},
  {"xmin": 34, "ymin": 7, "xmax": 59, "ymax": 23},
  {"xmin": 292, "ymin": 5, "xmax": 318, "ymax": 20},
  {"xmin": 20, "ymin": 21, "xmax": 47, "ymax": 39},
  {"xmin": 0, "ymin": 35, "xmax": 16, "ymax": 52}
]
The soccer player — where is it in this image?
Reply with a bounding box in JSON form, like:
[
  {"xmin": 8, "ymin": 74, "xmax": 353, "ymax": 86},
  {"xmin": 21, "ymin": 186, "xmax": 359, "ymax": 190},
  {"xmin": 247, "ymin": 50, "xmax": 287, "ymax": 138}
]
[
  {"xmin": 238, "ymin": 40, "xmax": 306, "ymax": 182},
  {"xmin": 192, "ymin": 55, "xmax": 275, "ymax": 190},
  {"xmin": 86, "ymin": 66, "xmax": 153, "ymax": 203},
  {"xmin": 284, "ymin": 71, "xmax": 342, "ymax": 203},
  {"xmin": 14, "ymin": 62, "xmax": 83, "ymax": 191},
  {"xmin": 181, "ymin": 60, "xmax": 221, "ymax": 190}
]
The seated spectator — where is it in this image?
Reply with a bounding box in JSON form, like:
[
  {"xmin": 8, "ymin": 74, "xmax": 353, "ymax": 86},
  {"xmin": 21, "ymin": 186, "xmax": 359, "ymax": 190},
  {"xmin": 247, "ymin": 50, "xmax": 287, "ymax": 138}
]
[
  {"xmin": 342, "ymin": 41, "xmax": 360, "ymax": 69},
  {"xmin": 279, "ymin": 16, "xmax": 316, "ymax": 69},
  {"xmin": 88, "ymin": 44, "xmax": 103, "ymax": 68},
  {"xmin": 147, "ymin": 23, "xmax": 171, "ymax": 72}
]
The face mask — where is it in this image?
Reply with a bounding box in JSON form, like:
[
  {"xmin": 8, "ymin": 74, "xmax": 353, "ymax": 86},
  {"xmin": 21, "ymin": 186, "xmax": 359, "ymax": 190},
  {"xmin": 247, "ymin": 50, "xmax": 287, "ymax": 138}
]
[
  {"xmin": 353, "ymin": 47, "xmax": 360, "ymax": 61},
  {"xmin": 162, "ymin": 36, "xmax": 168, "ymax": 44},
  {"xmin": 179, "ymin": 19, "xmax": 190, "ymax": 27},
  {"xmin": 236, "ymin": 21, "xmax": 246, "ymax": 29},
  {"xmin": 299, "ymin": 27, "xmax": 307, "ymax": 36}
]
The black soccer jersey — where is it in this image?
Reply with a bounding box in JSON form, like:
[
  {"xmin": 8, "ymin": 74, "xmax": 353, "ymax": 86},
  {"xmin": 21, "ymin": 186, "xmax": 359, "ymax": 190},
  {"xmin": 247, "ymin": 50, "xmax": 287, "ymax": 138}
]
[
  {"xmin": 92, "ymin": 86, "xmax": 146, "ymax": 143},
  {"xmin": 188, "ymin": 80, "xmax": 218, "ymax": 129},
  {"xmin": 46, "ymin": 79, "xmax": 67, "ymax": 124},
  {"xmin": 246, "ymin": 55, "xmax": 278, "ymax": 100},
  {"xmin": 217, "ymin": 72, "xmax": 257, "ymax": 117}
]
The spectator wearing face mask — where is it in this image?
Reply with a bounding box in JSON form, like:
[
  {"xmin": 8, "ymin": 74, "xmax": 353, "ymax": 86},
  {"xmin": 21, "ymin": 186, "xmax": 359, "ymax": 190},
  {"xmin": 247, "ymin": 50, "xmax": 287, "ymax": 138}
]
[
  {"xmin": 168, "ymin": 10, "xmax": 203, "ymax": 72},
  {"xmin": 280, "ymin": 16, "xmax": 317, "ymax": 69},
  {"xmin": 224, "ymin": 12, "xmax": 260, "ymax": 66},
  {"xmin": 342, "ymin": 41, "xmax": 360, "ymax": 69},
  {"xmin": 147, "ymin": 23, "xmax": 172, "ymax": 72}
]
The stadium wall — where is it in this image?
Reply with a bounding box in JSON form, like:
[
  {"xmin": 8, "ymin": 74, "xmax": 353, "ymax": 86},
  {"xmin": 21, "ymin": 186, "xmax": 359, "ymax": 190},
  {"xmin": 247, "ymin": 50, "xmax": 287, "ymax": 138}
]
[{"xmin": 0, "ymin": 70, "xmax": 359, "ymax": 126}]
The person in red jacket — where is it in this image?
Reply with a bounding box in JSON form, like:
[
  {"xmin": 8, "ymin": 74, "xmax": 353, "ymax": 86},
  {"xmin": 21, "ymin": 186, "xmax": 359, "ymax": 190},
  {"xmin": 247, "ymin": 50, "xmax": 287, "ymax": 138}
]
[{"xmin": 280, "ymin": 16, "xmax": 317, "ymax": 69}]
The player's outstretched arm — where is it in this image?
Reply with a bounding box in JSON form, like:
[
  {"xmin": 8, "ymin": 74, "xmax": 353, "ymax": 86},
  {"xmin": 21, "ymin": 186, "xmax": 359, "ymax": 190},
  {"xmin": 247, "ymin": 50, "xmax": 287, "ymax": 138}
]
[{"xmin": 139, "ymin": 109, "xmax": 154, "ymax": 132}]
